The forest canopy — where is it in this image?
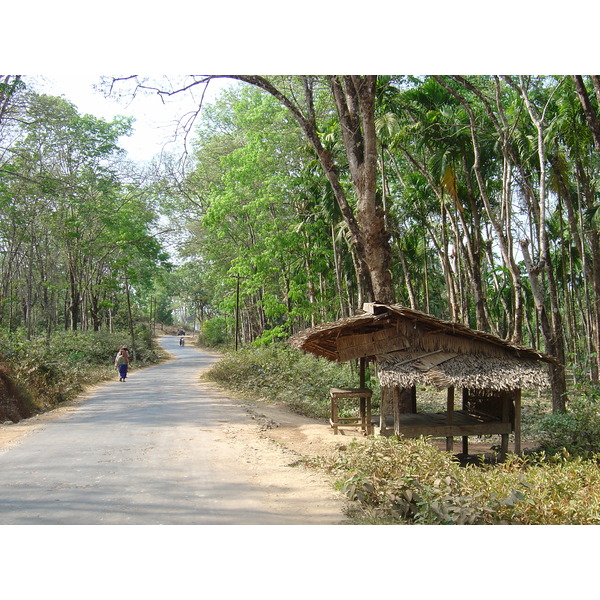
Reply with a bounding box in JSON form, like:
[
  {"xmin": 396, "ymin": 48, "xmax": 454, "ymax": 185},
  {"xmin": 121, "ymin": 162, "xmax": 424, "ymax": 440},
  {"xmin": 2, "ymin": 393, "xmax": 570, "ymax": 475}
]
[{"xmin": 154, "ymin": 75, "xmax": 600, "ymax": 412}]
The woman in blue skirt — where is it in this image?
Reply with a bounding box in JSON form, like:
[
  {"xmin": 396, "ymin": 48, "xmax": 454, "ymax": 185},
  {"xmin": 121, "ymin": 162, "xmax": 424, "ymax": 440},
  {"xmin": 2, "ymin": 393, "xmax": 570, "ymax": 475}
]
[{"xmin": 114, "ymin": 346, "xmax": 130, "ymax": 381}]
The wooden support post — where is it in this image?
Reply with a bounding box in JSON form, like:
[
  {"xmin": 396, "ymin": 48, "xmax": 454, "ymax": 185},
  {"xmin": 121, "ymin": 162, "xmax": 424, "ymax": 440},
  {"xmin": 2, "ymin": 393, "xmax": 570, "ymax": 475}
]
[
  {"xmin": 446, "ymin": 386, "xmax": 454, "ymax": 452},
  {"xmin": 393, "ymin": 386, "xmax": 401, "ymax": 437},
  {"xmin": 514, "ymin": 389, "xmax": 522, "ymax": 454},
  {"xmin": 462, "ymin": 388, "xmax": 469, "ymax": 456},
  {"xmin": 380, "ymin": 387, "xmax": 388, "ymax": 434},
  {"xmin": 331, "ymin": 395, "xmax": 339, "ymax": 435},
  {"xmin": 500, "ymin": 391, "xmax": 510, "ymax": 460},
  {"xmin": 359, "ymin": 358, "xmax": 366, "ymax": 434}
]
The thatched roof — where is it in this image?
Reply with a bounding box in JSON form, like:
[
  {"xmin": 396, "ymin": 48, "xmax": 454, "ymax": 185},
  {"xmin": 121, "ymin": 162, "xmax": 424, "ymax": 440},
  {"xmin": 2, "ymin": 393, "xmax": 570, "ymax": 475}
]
[
  {"xmin": 288, "ymin": 303, "xmax": 555, "ymax": 391},
  {"xmin": 376, "ymin": 351, "xmax": 549, "ymax": 391}
]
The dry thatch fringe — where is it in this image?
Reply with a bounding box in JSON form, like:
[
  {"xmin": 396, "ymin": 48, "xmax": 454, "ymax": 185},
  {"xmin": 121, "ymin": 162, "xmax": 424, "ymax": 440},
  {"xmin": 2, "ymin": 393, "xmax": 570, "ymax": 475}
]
[{"xmin": 376, "ymin": 351, "xmax": 550, "ymax": 391}]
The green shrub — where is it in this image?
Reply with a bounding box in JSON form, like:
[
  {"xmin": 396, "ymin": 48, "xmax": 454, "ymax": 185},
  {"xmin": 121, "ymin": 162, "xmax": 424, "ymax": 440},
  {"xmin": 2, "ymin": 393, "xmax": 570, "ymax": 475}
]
[
  {"xmin": 0, "ymin": 364, "xmax": 37, "ymax": 422},
  {"xmin": 329, "ymin": 436, "xmax": 490, "ymax": 524},
  {"xmin": 132, "ymin": 325, "xmax": 162, "ymax": 364},
  {"xmin": 323, "ymin": 436, "xmax": 600, "ymax": 524},
  {"xmin": 251, "ymin": 326, "xmax": 288, "ymax": 347},
  {"xmin": 203, "ymin": 343, "xmax": 361, "ymax": 419},
  {"xmin": 535, "ymin": 386, "xmax": 600, "ymax": 456},
  {"xmin": 0, "ymin": 328, "xmax": 163, "ymax": 415},
  {"xmin": 198, "ymin": 317, "xmax": 229, "ymax": 347}
]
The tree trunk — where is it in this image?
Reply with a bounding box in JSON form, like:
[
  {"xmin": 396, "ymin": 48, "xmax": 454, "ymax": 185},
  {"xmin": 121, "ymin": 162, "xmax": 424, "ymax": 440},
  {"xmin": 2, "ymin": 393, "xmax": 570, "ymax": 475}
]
[
  {"xmin": 331, "ymin": 224, "xmax": 350, "ymax": 318},
  {"xmin": 520, "ymin": 240, "xmax": 567, "ymax": 412},
  {"xmin": 573, "ymin": 75, "xmax": 600, "ymax": 156},
  {"xmin": 68, "ymin": 269, "xmax": 80, "ymax": 331},
  {"xmin": 572, "ymin": 76, "xmax": 600, "ymax": 381},
  {"xmin": 328, "ymin": 76, "xmax": 394, "ymax": 304},
  {"xmin": 124, "ymin": 270, "xmax": 136, "ymax": 360},
  {"xmin": 518, "ymin": 77, "xmax": 568, "ymax": 412}
]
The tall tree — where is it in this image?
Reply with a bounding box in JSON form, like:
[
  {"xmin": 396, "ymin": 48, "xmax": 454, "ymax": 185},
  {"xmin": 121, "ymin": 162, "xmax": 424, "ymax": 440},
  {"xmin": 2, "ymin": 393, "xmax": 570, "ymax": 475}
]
[
  {"xmin": 571, "ymin": 75, "xmax": 600, "ymax": 381},
  {"xmin": 174, "ymin": 86, "xmax": 343, "ymax": 340},
  {"xmin": 501, "ymin": 76, "xmax": 568, "ymax": 412}
]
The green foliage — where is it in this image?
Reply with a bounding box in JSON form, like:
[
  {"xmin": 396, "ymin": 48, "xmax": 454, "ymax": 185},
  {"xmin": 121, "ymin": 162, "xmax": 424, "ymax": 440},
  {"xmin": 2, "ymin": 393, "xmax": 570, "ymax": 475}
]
[
  {"xmin": 535, "ymin": 384, "xmax": 600, "ymax": 456},
  {"xmin": 203, "ymin": 344, "xmax": 357, "ymax": 419},
  {"xmin": 172, "ymin": 84, "xmax": 344, "ymax": 341},
  {"xmin": 198, "ymin": 317, "xmax": 229, "ymax": 347},
  {"xmin": 132, "ymin": 325, "xmax": 162, "ymax": 364},
  {"xmin": 0, "ymin": 328, "xmax": 162, "ymax": 413},
  {"xmin": 0, "ymin": 363, "xmax": 36, "ymax": 423},
  {"xmin": 251, "ymin": 326, "xmax": 289, "ymax": 347},
  {"xmin": 324, "ymin": 436, "xmax": 600, "ymax": 524},
  {"xmin": 0, "ymin": 90, "xmax": 167, "ymax": 334}
]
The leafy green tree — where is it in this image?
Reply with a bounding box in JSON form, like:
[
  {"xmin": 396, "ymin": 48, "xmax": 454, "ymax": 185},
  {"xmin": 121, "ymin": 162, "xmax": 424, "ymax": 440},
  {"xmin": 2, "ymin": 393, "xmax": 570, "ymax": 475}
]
[
  {"xmin": 108, "ymin": 75, "xmax": 396, "ymax": 305},
  {"xmin": 171, "ymin": 86, "xmax": 344, "ymax": 342},
  {"xmin": 0, "ymin": 92, "xmax": 168, "ymax": 337}
]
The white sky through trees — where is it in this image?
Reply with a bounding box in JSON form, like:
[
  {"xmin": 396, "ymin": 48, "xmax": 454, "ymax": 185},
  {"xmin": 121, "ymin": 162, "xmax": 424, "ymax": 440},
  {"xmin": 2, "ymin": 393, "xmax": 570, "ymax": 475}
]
[{"xmin": 29, "ymin": 75, "xmax": 231, "ymax": 163}]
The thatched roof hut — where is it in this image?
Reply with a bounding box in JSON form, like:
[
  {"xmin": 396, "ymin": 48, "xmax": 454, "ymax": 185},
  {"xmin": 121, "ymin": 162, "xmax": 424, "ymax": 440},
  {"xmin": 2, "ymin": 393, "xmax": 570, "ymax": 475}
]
[
  {"xmin": 289, "ymin": 303, "xmax": 556, "ymax": 455},
  {"xmin": 289, "ymin": 303, "xmax": 554, "ymax": 390}
]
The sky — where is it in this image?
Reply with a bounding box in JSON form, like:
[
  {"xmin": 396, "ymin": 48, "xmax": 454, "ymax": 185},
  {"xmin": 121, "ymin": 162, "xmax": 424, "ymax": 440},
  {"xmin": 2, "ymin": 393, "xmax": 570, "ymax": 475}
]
[{"xmin": 30, "ymin": 75, "xmax": 232, "ymax": 163}]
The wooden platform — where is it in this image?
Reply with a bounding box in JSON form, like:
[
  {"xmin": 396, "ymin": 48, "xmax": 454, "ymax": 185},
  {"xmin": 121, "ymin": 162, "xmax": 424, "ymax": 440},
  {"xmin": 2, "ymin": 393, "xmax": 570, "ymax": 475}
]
[
  {"xmin": 329, "ymin": 384, "xmax": 521, "ymax": 458},
  {"xmin": 375, "ymin": 409, "xmax": 518, "ymax": 458},
  {"xmin": 377, "ymin": 410, "xmax": 512, "ymax": 438}
]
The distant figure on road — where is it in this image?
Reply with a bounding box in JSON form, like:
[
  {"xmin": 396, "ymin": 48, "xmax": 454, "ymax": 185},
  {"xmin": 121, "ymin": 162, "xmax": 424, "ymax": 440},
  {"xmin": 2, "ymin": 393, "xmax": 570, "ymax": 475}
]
[
  {"xmin": 115, "ymin": 346, "xmax": 130, "ymax": 382},
  {"xmin": 177, "ymin": 329, "xmax": 185, "ymax": 336},
  {"xmin": 179, "ymin": 337, "xmax": 185, "ymax": 347}
]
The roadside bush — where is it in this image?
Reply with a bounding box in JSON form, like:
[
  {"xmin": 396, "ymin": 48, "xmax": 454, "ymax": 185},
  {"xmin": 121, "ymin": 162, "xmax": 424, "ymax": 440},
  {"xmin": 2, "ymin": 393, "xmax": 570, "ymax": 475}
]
[
  {"xmin": 203, "ymin": 343, "xmax": 361, "ymax": 419},
  {"xmin": 535, "ymin": 384, "xmax": 600, "ymax": 456},
  {"xmin": 132, "ymin": 325, "xmax": 162, "ymax": 364},
  {"xmin": 329, "ymin": 437, "xmax": 493, "ymax": 524},
  {"xmin": 0, "ymin": 365, "xmax": 36, "ymax": 422},
  {"xmin": 0, "ymin": 328, "xmax": 163, "ymax": 419},
  {"xmin": 323, "ymin": 436, "xmax": 600, "ymax": 524},
  {"xmin": 198, "ymin": 317, "xmax": 229, "ymax": 347}
]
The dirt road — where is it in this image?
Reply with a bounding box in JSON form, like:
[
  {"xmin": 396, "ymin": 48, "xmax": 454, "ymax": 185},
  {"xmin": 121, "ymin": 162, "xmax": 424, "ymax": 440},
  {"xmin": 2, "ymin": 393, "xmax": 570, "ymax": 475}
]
[{"xmin": 0, "ymin": 336, "xmax": 350, "ymax": 525}]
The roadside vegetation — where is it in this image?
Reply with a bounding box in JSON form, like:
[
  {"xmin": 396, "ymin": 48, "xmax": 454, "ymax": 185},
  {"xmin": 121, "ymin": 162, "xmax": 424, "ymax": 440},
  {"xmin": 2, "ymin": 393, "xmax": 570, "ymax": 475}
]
[
  {"xmin": 324, "ymin": 436, "xmax": 600, "ymax": 524},
  {"xmin": 202, "ymin": 343, "xmax": 364, "ymax": 419},
  {"xmin": 0, "ymin": 327, "xmax": 165, "ymax": 422}
]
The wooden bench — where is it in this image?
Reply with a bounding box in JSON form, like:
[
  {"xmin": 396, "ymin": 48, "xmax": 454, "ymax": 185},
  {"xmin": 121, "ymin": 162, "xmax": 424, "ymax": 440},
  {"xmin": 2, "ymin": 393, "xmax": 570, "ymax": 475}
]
[{"xmin": 329, "ymin": 388, "xmax": 373, "ymax": 436}]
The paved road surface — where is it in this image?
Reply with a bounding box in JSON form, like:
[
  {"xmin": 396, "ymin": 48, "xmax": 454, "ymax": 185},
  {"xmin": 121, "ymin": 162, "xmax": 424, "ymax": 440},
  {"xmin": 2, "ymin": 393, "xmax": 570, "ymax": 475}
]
[{"xmin": 0, "ymin": 336, "xmax": 344, "ymax": 524}]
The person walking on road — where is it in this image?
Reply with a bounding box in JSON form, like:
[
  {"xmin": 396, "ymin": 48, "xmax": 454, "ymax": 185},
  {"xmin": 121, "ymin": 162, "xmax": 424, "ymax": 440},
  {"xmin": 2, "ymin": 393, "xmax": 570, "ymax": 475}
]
[{"xmin": 114, "ymin": 346, "xmax": 130, "ymax": 382}]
